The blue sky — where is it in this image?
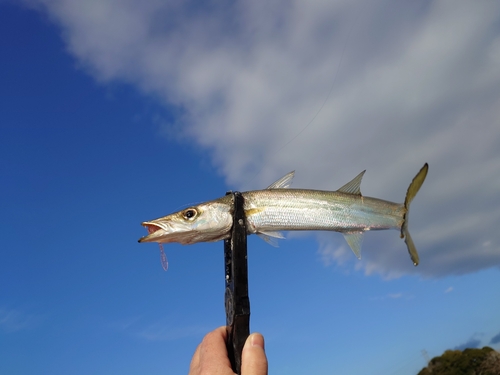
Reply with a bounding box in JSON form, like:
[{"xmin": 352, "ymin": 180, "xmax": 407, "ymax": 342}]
[{"xmin": 1, "ymin": 1, "xmax": 500, "ymax": 374}]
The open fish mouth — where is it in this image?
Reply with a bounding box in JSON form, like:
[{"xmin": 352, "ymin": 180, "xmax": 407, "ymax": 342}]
[
  {"xmin": 138, "ymin": 222, "xmax": 169, "ymax": 243},
  {"xmin": 146, "ymin": 224, "xmax": 161, "ymax": 235}
]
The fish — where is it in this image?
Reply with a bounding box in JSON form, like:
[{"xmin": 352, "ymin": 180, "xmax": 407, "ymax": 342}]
[{"xmin": 138, "ymin": 163, "xmax": 428, "ymax": 266}]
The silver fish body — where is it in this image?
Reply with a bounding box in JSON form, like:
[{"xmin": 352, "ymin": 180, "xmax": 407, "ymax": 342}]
[
  {"xmin": 139, "ymin": 164, "xmax": 428, "ymax": 265},
  {"xmin": 243, "ymin": 189, "xmax": 404, "ymax": 234}
]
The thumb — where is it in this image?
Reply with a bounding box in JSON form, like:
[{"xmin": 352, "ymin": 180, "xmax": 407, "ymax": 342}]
[{"xmin": 241, "ymin": 333, "xmax": 268, "ymax": 375}]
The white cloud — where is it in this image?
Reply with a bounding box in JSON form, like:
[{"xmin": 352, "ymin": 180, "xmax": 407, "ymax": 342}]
[
  {"xmin": 112, "ymin": 315, "xmax": 210, "ymax": 341},
  {"xmin": 0, "ymin": 307, "xmax": 42, "ymax": 332},
  {"xmin": 22, "ymin": 0, "xmax": 500, "ymax": 277},
  {"xmin": 369, "ymin": 292, "xmax": 412, "ymax": 301}
]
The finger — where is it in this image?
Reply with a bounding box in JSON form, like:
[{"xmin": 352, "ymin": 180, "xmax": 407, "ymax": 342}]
[
  {"xmin": 188, "ymin": 342, "xmax": 202, "ymax": 374},
  {"xmin": 197, "ymin": 327, "xmax": 234, "ymax": 375},
  {"xmin": 241, "ymin": 333, "xmax": 268, "ymax": 375}
]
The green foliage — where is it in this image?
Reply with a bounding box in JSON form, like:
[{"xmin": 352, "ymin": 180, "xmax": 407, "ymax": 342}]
[{"xmin": 417, "ymin": 346, "xmax": 500, "ymax": 375}]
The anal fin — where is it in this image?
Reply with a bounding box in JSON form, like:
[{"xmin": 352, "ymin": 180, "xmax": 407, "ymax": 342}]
[{"xmin": 343, "ymin": 232, "xmax": 364, "ymax": 259}]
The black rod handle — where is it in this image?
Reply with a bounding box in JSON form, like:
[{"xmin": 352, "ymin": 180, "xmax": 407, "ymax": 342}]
[{"xmin": 224, "ymin": 191, "xmax": 250, "ymax": 374}]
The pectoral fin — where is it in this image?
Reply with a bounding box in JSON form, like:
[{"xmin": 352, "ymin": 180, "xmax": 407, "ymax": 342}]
[{"xmin": 343, "ymin": 232, "xmax": 364, "ymax": 259}]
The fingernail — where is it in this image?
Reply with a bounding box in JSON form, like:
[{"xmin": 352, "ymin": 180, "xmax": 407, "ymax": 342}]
[{"xmin": 250, "ymin": 333, "xmax": 265, "ymax": 349}]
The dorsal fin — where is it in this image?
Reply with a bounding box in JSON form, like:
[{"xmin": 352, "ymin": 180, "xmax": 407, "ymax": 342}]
[
  {"xmin": 337, "ymin": 170, "xmax": 365, "ymax": 195},
  {"xmin": 266, "ymin": 171, "xmax": 295, "ymax": 189}
]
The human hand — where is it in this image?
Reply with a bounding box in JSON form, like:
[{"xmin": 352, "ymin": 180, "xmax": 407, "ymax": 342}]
[{"xmin": 189, "ymin": 326, "xmax": 268, "ymax": 375}]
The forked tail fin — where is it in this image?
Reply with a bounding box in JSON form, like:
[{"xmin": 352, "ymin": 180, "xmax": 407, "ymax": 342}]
[{"xmin": 401, "ymin": 163, "xmax": 429, "ymax": 266}]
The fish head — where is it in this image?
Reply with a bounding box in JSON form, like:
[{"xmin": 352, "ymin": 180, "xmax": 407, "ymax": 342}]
[{"xmin": 138, "ymin": 198, "xmax": 233, "ymax": 245}]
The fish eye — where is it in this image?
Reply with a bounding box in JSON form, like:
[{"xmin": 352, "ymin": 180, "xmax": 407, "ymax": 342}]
[{"xmin": 183, "ymin": 208, "xmax": 197, "ymax": 220}]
